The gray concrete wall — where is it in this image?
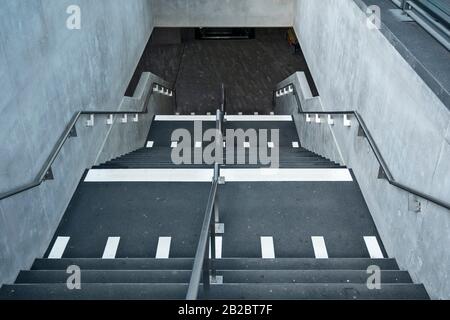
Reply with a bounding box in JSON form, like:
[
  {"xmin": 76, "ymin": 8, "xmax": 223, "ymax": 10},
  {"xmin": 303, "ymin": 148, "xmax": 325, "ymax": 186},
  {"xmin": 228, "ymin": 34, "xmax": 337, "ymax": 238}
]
[
  {"xmin": 0, "ymin": 0, "xmax": 159, "ymax": 286},
  {"xmin": 289, "ymin": 0, "xmax": 450, "ymax": 299},
  {"xmin": 152, "ymin": 0, "xmax": 294, "ymax": 27}
]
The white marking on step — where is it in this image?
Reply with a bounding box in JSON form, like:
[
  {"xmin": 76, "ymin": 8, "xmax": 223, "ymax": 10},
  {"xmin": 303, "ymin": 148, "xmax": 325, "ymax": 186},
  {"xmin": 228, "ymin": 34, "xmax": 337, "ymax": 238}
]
[
  {"xmin": 292, "ymin": 142, "xmax": 300, "ymax": 148},
  {"xmin": 268, "ymin": 142, "xmax": 275, "ymax": 149},
  {"xmin": 238, "ymin": 112, "xmax": 243, "ymax": 115},
  {"xmin": 156, "ymin": 237, "xmax": 172, "ymax": 259},
  {"xmin": 102, "ymin": 237, "xmax": 120, "ymax": 259},
  {"xmin": 85, "ymin": 168, "xmax": 353, "ymax": 182},
  {"xmin": 155, "ymin": 115, "xmax": 216, "ymax": 121},
  {"xmin": 261, "ymin": 237, "xmax": 275, "ymax": 259},
  {"xmin": 195, "ymin": 141, "xmax": 202, "ymax": 148},
  {"xmin": 48, "ymin": 237, "xmax": 70, "ymax": 259},
  {"xmin": 146, "ymin": 141, "xmax": 154, "ymax": 148},
  {"xmin": 311, "ymin": 236, "xmax": 328, "ymax": 259},
  {"xmin": 244, "ymin": 142, "xmax": 250, "ymax": 148},
  {"xmin": 222, "ymin": 168, "xmax": 353, "ymax": 182},
  {"xmin": 225, "ymin": 115, "xmax": 292, "ymax": 121},
  {"xmin": 364, "ymin": 236, "xmax": 384, "ymax": 258},
  {"xmin": 171, "ymin": 141, "xmax": 178, "ymax": 148},
  {"xmin": 208, "ymin": 236, "xmax": 223, "ymax": 259}
]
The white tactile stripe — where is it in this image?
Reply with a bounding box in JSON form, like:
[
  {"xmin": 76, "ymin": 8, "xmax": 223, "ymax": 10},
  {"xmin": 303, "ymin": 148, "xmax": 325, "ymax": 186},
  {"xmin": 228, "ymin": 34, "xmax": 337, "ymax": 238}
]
[
  {"xmin": 261, "ymin": 236, "xmax": 275, "ymax": 259},
  {"xmin": 225, "ymin": 115, "xmax": 292, "ymax": 121},
  {"xmin": 156, "ymin": 237, "xmax": 172, "ymax": 259},
  {"xmin": 208, "ymin": 236, "xmax": 223, "ymax": 259},
  {"xmin": 155, "ymin": 115, "xmax": 216, "ymax": 121},
  {"xmin": 221, "ymin": 168, "xmax": 353, "ymax": 182},
  {"xmin": 85, "ymin": 169, "xmax": 214, "ymax": 182},
  {"xmin": 292, "ymin": 142, "xmax": 300, "ymax": 148},
  {"xmin": 48, "ymin": 237, "xmax": 70, "ymax": 259},
  {"xmin": 102, "ymin": 237, "xmax": 120, "ymax": 259},
  {"xmin": 85, "ymin": 168, "xmax": 353, "ymax": 182},
  {"xmin": 154, "ymin": 115, "xmax": 292, "ymax": 122},
  {"xmin": 364, "ymin": 236, "xmax": 384, "ymax": 258},
  {"xmin": 311, "ymin": 236, "xmax": 329, "ymax": 259},
  {"xmin": 146, "ymin": 141, "xmax": 154, "ymax": 148}
]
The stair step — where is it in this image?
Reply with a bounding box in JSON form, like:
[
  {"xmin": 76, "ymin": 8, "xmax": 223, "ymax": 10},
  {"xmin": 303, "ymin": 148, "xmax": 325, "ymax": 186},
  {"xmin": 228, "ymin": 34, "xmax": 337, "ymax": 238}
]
[
  {"xmin": 200, "ymin": 284, "xmax": 429, "ymax": 300},
  {"xmin": 0, "ymin": 284, "xmax": 188, "ymax": 300},
  {"xmin": 16, "ymin": 270, "xmax": 412, "ymax": 284},
  {"xmin": 31, "ymin": 258, "xmax": 399, "ymax": 271},
  {"xmin": 213, "ymin": 258, "xmax": 400, "ymax": 270},
  {"xmin": 31, "ymin": 258, "xmax": 194, "ymax": 271}
]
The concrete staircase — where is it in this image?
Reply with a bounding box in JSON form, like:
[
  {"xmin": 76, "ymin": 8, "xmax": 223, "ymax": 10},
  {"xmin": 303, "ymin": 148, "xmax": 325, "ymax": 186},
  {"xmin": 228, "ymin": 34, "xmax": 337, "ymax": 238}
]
[{"xmin": 0, "ymin": 114, "xmax": 429, "ymax": 300}]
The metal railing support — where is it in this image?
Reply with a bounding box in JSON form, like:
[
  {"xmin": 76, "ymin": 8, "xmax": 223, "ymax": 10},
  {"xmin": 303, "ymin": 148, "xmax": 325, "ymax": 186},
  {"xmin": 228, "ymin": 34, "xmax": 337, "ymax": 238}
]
[{"xmin": 273, "ymin": 82, "xmax": 450, "ymax": 211}]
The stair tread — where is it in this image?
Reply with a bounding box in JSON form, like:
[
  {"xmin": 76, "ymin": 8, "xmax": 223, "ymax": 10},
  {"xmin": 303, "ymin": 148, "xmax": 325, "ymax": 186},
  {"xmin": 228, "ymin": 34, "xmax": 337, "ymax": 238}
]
[
  {"xmin": 16, "ymin": 270, "xmax": 412, "ymax": 284},
  {"xmin": 0, "ymin": 283, "xmax": 429, "ymax": 300},
  {"xmin": 31, "ymin": 258, "xmax": 399, "ymax": 271}
]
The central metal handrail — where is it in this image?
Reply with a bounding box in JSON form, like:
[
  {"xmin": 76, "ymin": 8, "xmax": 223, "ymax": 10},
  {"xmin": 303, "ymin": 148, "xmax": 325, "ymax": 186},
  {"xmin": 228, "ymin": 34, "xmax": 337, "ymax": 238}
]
[
  {"xmin": 0, "ymin": 81, "xmax": 175, "ymax": 201},
  {"xmin": 186, "ymin": 162, "xmax": 220, "ymax": 300},
  {"xmin": 186, "ymin": 106, "xmax": 224, "ymax": 300},
  {"xmin": 274, "ymin": 82, "xmax": 450, "ymax": 210}
]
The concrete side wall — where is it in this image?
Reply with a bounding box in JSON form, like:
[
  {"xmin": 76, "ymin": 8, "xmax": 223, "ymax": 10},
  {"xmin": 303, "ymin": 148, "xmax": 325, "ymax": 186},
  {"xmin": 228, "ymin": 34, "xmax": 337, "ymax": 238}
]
[
  {"xmin": 291, "ymin": 0, "xmax": 450, "ymax": 299},
  {"xmin": 275, "ymin": 72, "xmax": 345, "ymax": 165},
  {"xmin": 0, "ymin": 0, "xmax": 156, "ymax": 285},
  {"xmin": 152, "ymin": 0, "xmax": 294, "ymax": 27}
]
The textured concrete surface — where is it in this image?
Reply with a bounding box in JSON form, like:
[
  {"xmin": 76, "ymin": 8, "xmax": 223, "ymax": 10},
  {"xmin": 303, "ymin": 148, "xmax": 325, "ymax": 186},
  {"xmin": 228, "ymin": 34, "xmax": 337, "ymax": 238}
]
[
  {"xmin": 354, "ymin": 0, "xmax": 450, "ymax": 109},
  {"xmin": 286, "ymin": 0, "xmax": 450, "ymax": 299},
  {"xmin": 0, "ymin": 0, "xmax": 157, "ymax": 286},
  {"xmin": 152, "ymin": 0, "xmax": 295, "ymax": 27}
]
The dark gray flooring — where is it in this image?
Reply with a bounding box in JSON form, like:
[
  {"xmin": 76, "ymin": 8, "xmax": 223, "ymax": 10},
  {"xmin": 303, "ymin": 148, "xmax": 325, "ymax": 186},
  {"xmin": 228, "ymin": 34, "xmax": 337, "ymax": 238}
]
[
  {"xmin": 45, "ymin": 180, "xmax": 385, "ymax": 259},
  {"xmin": 45, "ymin": 183, "xmax": 211, "ymax": 258},
  {"xmin": 219, "ymin": 182, "xmax": 387, "ymax": 258},
  {"xmin": 126, "ymin": 28, "xmax": 318, "ymax": 114}
]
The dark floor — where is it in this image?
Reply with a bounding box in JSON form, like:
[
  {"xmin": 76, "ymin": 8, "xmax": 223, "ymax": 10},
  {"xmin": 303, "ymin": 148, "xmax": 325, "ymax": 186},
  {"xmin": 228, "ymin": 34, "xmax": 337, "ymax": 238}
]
[
  {"xmin": 126, "ymin": 28, "xmax": 318, "ymax": 114},
  {"xmin": 45, "ymin": 180, "xmax": 385, "ymax": 259},
  {"xmin": 220, "ymin": 182, "xmax": 387, "ymax": 258},
  {"xmin": 45, "ymin": 182, "xmax": 211, "ymax": 258}
]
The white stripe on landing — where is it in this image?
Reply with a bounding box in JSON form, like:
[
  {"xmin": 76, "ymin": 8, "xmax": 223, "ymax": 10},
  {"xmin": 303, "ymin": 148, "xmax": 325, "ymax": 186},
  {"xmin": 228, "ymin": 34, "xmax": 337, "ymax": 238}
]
[
  {"xmin": 261, "ymin": 237, "xmax": 275, "ymax": 259},
  {"xmin": 48, "ymin": 237, "xmax": 70, "ymax": 259},
  {"xmin": 102, "ymin": 237, "xmax": 120, "ymax": 259},
  {"xmin": 208, "ymin": 236, "xmax": 223, "ymax": 259},
  {"xmin": 225, "ymin": 115, "xmax": 292, "ymax": 122},
  {"xmin": 221, "ymin": 168, "xmax": 353, "ymax": 182},
  {"xmin": 155, "ymin": 115, "xmax": 216, "ymax": 121},
  {"xmin": 156, "ymin": 237, "xmax": 172, "ymax": 259},
  {"xmin": 85, "ymin": 168, "xmax": 353, "ymax": 182},
  {"xmin": 311, "ymin": 236, "xmax": 329, "ymax": 259},
  {"xmin": 364, "ymin": 236, "xmax": 384, "ymax": 258},
  {"xmin": 85, "ymin": 169, "xmax": 213, "ymax": 182}
]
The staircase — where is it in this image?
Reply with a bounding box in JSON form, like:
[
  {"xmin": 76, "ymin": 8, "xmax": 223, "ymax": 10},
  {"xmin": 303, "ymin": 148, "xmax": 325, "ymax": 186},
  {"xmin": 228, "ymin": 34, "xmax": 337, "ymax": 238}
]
[{"xmin": 0, "ymin": 114, "xmax": 429, "ymax": 300}]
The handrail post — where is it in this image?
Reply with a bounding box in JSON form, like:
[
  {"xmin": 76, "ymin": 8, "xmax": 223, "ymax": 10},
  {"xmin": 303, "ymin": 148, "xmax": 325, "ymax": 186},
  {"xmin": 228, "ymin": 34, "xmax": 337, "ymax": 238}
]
[{"xmin": 203, "ymin": 236, "xmax": 211, "ymax": 292}]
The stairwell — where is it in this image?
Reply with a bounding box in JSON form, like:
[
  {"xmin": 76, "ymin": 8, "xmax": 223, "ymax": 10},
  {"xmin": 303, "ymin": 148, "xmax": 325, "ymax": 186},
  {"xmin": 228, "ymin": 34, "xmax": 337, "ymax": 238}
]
[{"xmin": 0, "ymin": 114, "xmax": 429, "ymax": 300}]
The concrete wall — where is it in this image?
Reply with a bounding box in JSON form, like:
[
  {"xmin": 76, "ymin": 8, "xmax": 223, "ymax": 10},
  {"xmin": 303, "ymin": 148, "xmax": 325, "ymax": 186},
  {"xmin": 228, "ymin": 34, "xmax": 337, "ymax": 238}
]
[
  {"xmin": 152, "ymin": 0, "xmax": 294, "ymax": 27},
  {"xmin": 289, "ymin": 0, "xmax": 450, "ymax": 299},
  {"xmin": 0, "ymin": 0, "xmax": 160, "ymax": 285}
]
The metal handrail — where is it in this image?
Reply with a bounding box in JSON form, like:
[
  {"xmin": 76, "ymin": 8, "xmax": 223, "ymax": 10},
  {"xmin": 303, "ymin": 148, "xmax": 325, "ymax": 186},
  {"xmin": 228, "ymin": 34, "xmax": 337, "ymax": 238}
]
[
  {"xmin": 186, "ymin": 107, "xmax": 223, "ymax": 300},
  {"xmin": 275, "ymin": 83, "xmax": 450, "ymax": 210},
  {"xmin": 186, "ymin": 163, "xmax": 220, "ymax": 300},
  {"xmin": 0, "ymin": 82, "xmax": 175, "ymax": 201}
]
